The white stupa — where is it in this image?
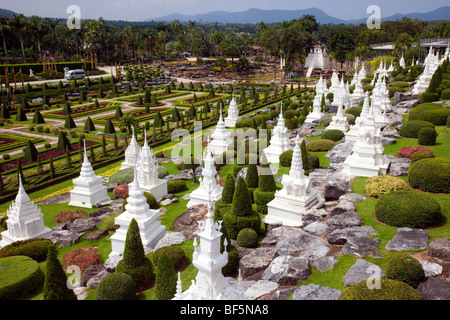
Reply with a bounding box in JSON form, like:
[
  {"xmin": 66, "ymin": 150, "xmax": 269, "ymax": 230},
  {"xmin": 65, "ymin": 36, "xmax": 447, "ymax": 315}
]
[
  {"xmin": 412, "ymin": 47, "xmax": 444, "ymax": 95},
  {"xmin": 342, "ymin": 104, "xmax": 390, "ymax": 177},
  {"xmin": 264, "ymin": 136, "xmax": 325, "ymax": 227},
  {"xmin": 345, "ymin": 91, "xmax": 370, "ymax": 142},
  {"xmin": 224, "ymin": 95, "xmax": 242, "ymax": 128},
  {"xmin": 305, "ymin": 93, "xmax": 324, "ymax": 124},
  {"xmin": 69, "ymin": 141, "xmax": 110, "ymax": 208},
  {"xmin": 137, "ymin": 132, "xmax": 168, "ymax": 202},
  {"xmin": 0, "ymin": 175, "xmax": 52, "ymax": 248},
  {"xmin": 120, "ymin": 129, "xmax": 142, "ymax": 170},
  {"xmin": 329, "ymin": 71, "xmax": 340, "ymax": 96},
  {"xmin": 109, "ymin": 161, "xmax": 166, "ymax": 256},
  {"xmin": 352, "ymin": 75, "xmax": 365, "ymax": 102},
  {"xmin": 208, "ymin": 105, "xmax": 232, "ymax": 158},
  {"xmin": 263, "ymin": 103, "xmax": 293, "ymax": 164},
  {"xmin": 173, "ymin": 196, "xmax": 248, "ymax": 300},
  {"xmin": 187, "ymin": 144, "xmax": 223, "ymax": 209},
  {"xmin": 326, "ymin": 101, "xmax": 349, "ymax": 132},
  {"xmin": 399, "ymin": 55, "xmax": 406, "ymax": 68}
]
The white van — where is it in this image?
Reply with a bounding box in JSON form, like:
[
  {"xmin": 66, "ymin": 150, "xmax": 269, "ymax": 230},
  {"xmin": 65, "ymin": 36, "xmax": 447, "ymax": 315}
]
[{"xmin": 65, "ymin": 69, "xmax": 86, "ymax": 80}]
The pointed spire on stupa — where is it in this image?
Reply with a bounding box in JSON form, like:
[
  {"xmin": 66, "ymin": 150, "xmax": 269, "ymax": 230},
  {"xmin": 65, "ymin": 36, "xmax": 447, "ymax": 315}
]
[{"xmin": 289, "ymin": 135, "xmax": 304, "ymax": 179}]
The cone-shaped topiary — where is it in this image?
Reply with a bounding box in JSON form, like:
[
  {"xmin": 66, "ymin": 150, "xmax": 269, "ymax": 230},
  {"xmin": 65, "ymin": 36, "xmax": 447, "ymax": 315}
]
[
  {"xmin": 155, "ymin": 250, "xmax": 177, "ymax": 300},
  {"xmin": 15, "ymin": 107, "xmax": 27, "ymax": 121},
  {"xmin": 24, "ymin": 139, "xmax": 38, "ymax": 162},
  {"xmin": 84, "ymin": 116, "xmax": 96, "ymax": 132},
  {"xmin": 0, "ymin": 106, "xmax": 10, "ymax": 119},
  {"xmin": 258, "ymin": 154, "xmax": 276, "ymax": 192},
  {"xmin": 32, "ymin": 109, "xmax": 45, "ymax": 124},
  {"xmin": 64, "ymin": 114, "xmax": 76, "ymax": 129},
  {"xmin": 115, "ymin": 218, "xmax": 155, "ymax": 291},
  {"xmin": 104, "ymin": 118, "xmax": 116, "ymax": 134},
  {"xmin": 246, "ymin": 163, "xmax": 259, "ymax": 189},
  {"xmin": 57, "ymin": 131, "xmax": 71, "ymax": 152},
  {"xmin": 62, "ymin": 102, "xmax": 72, "ymax": 114},
  {"xmin": 232, "ymin": 177, "xmax": 253, "ymax": 217},
  {"xmin": 222, "ymin": 173, "xmax": 235, "ymax": 204},
  {"xmin": 43, "ymin": 245, "xmax": 77, "ymax": 300},
  {"xmin": 115, "ymin": 106, "xmax": 123, "ymax": 119}
]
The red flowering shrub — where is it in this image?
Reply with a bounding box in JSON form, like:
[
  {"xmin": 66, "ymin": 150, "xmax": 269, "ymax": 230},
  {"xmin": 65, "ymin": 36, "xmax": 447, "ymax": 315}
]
[
  {"xmin": 54, "ymin": 209, "xmax": 86, "ymax": 224},
  {"xmin": 62, "ymin": 247, "xmax": 102, "ymax": 273},
  {"xmin": 113, "ymin": 184, "xmax": 129, "ymax": 199},
  {"xmin": 396, "ymin": 146, "xmax": 434, "ymax": 160}
]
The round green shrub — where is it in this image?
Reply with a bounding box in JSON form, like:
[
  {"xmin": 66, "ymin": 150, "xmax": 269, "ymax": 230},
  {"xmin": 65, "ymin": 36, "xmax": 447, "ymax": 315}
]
[
  {"xmin": 0, "ymin": 256, "xmax": 45, "ymax": 300},
  {"xmin": 143, "ymin": 192, "xmax": 160, "ymax": 209},
  {"xmin": 236, "ymin": 228, "xmax": 259, "ymax": 248},
  {"xmin": 97, "ymin": 272, "xmax": 136, "ymax": 300},
  {"xmin": 365, "ymin": 175, "xmax": 410, "ymax": 198},
  {"xmin": 109, "ymin": 167, "xmax": 134, "ymax": 185},
  {"xmin": 399, "ymin": 120, "xmax": 435, "ymax": 138},
  {"xmin": 385, "ymin": 254, "xmax": 425, "ymax": 289},
  {"xmin": 408, "ymin": 157, "xmax": 450, "ymax": 193},
  {"xmin": 375, "ymin": 190, "xmax": 443, "ymax": 228},
  {"xmin": 418, "ymin": 127, "xmax": 437, "ymax": 146},
  {"xmin": 306, "ymin": 139, "xmax": 336, "ymax": 152},
  {"xmin": 152, "ymin": 245, "xmax": 186, "ymax": 269},
  {"xmin": 279, "ymin": 149, "xmax": 293, "ymax": 167},
  {"xmin": 410, "ymin": 151, "xmax": 435, "ymax": 164},
  {"xmin": 409, "ymin": 103, "xmax": 450, "ymax": 125},
  {"xmin": 441, "ymin": 88, "xmax": 450, "ymax": 99},
  {"xmin": 319, "ymin": 113, "xmax": 355, "ymax": 127},
  {"xmin": 167, "ymin": 180, "xmax": 187, "ymax": 193},
  {"xmin": 387, "ymin": 86, "xmax": 405, "ymax": 97},
  {"xmin": 321, "ymin": 129, "xmax": 345, "ymax": 142},
  {"xmin": 308, "ymin": 154, "xmax": 320, "ymax": 169},
  {"xmin": 344, "ymin": 106, "xmax": 362, "ymax": 118},
  {"xmin": 389, "ymin": 81, "xmax": 410, "ymax": 88},
  {"xmin": 339, "ymin": 278, "xmax": 423, "ymax": 300}
]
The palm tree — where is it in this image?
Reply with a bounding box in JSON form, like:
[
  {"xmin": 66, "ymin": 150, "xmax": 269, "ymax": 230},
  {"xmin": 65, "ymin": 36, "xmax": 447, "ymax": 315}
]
[
  {"xmin": 0, "ymin": 17, "xmax": 10, "ymax": 58},
  {"xmin": 119, "ymin": 113, "xmax": 140, "ymax": 135},
  {"xmin": 28, "ymin": 15, "xmax": 47, "ymax": 54},
  {"xmin": 9, "ymin": 14, "xmax": 28, "ymax": 60}
]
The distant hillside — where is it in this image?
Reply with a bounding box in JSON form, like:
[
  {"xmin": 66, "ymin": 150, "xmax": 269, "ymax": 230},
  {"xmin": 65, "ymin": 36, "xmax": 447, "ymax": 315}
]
[
  {"xmin": 0, "ymin": 8, "xmax": 17, "ymax": 18},
  {"xmin": 148, "ymin": 8, "xmax": 348, "ymax": 24},
  {"xmin": 150, "ymin": 6, "xmax": 450, "ymax": 24}
]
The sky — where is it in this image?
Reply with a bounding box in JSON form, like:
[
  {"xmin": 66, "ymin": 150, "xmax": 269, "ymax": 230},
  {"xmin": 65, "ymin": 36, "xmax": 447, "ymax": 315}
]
[{"xmin": 2, "ymin": 0, "xmax": 449, "ymax": 21}]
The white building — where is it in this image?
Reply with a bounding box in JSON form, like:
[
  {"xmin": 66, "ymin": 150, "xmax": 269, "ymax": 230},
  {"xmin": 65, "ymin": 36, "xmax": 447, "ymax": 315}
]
[
  {"xmin": 263, "ymin": 103, "xmax": 293, "ymax": 164},
  {"xmin": 208, "ymin": 105, "xmax": 232, "ymax": 158},
  {"xmin": 69, "ymin": 141, "xmax": 110, "ymax": 208},
  {"xmin": 0, "ymin": 176, "xmax": 52, "ymax": 248},
  {"xmin": 264, "ymin": 136, "xmax": 324, "ymax": 227},
  {"xmin": 224, "ymin": 95, "xmax": 242, "ymax": 128},
  {"xmin": 173, "ymin": 197, "xmax": 248, "ymax": 300},
  {"xmin": 109, "ymin": 163, "xmax": 166, "ymax": 256}
]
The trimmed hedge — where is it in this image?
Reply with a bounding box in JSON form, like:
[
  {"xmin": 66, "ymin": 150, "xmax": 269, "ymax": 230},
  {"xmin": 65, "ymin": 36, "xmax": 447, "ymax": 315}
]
[
  {"xmin": 399, "ymin": 120, "xmax": 435, "ymax": 138},
  {"xmin": 385, "ymin": 255, "xmax": 425, "ymax": 289},
  {"xmin": 321, "ymin": 130, "xmax": 345, "ymax": 142},
  {"xmin": 152, "ymin": 245, "xmax": 186, "ymax": 269},
  {"xmin": 365, "ymin": 175, "xmax": 410, "ymax": 198},
  {"xmin": 155, "ymin": 250, "xmax": 177, "ymax": 300},
  {"xmin": 420, "ymin": 92, "xmax": 440, "ymax": 103},
  {"xmin": 339, "ymin": 279, "xmax": 423, "ymax": 300},
  {"xmin": 410, "ymin": 151, "xmax": 435, "ymax": 164},
  {"xmin": 0, "ymin": 256, "xmax": 45, "ymax": 300},
  {"xmin": 253, "ymin": 188, "xmax": 276, "ymax": 215},
  {"xmin": 0, "ymin": 238, "xmax": 53, "ymax": 262},
  {"xmin": 418, "ymin": 127, "xmax": 437, "ymax": 146},
  {"xmin": 167, "ymin": 180, "xmax": 187, "ymax": 194},
  {"xmin": 441, "ymin": 88, "xmax": 450, "ymax": 99},
  {"xmin": 97, "ymin": 273, "xmax": 137, "ymax": 300},
  {"xmin": 236, "ymin": 228, "xmax": 259, "ymax": 248},
  {"xmin": 306, "ymin": 139, "xmax": 336, "ymax": 152},
  {"xmin": 409, "ymin": 103, "xmax": 450, "ymax": 126},
  {"xmin": 408, "ymin": 157, "xmax": 450, "ymax": 193},
  {"xmin": 222, "ymin": 206, "xmax": 261, "ymax": 239},
  {"xmin": 375, "ymin": 190, "xmax": 443, "ymax": 228}
]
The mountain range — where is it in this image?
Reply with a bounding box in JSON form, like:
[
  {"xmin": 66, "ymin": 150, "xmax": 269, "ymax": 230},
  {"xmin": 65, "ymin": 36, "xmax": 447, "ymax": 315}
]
[{"xmin": 148, "ymin": 6, "xmax": 450, "ymax": 24}]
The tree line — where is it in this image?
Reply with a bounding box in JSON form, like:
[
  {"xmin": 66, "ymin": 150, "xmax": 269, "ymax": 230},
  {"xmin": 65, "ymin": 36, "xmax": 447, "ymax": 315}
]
[{"xmin": 0, "ymin": 13, "xmax": 449, "ymax": 68}]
